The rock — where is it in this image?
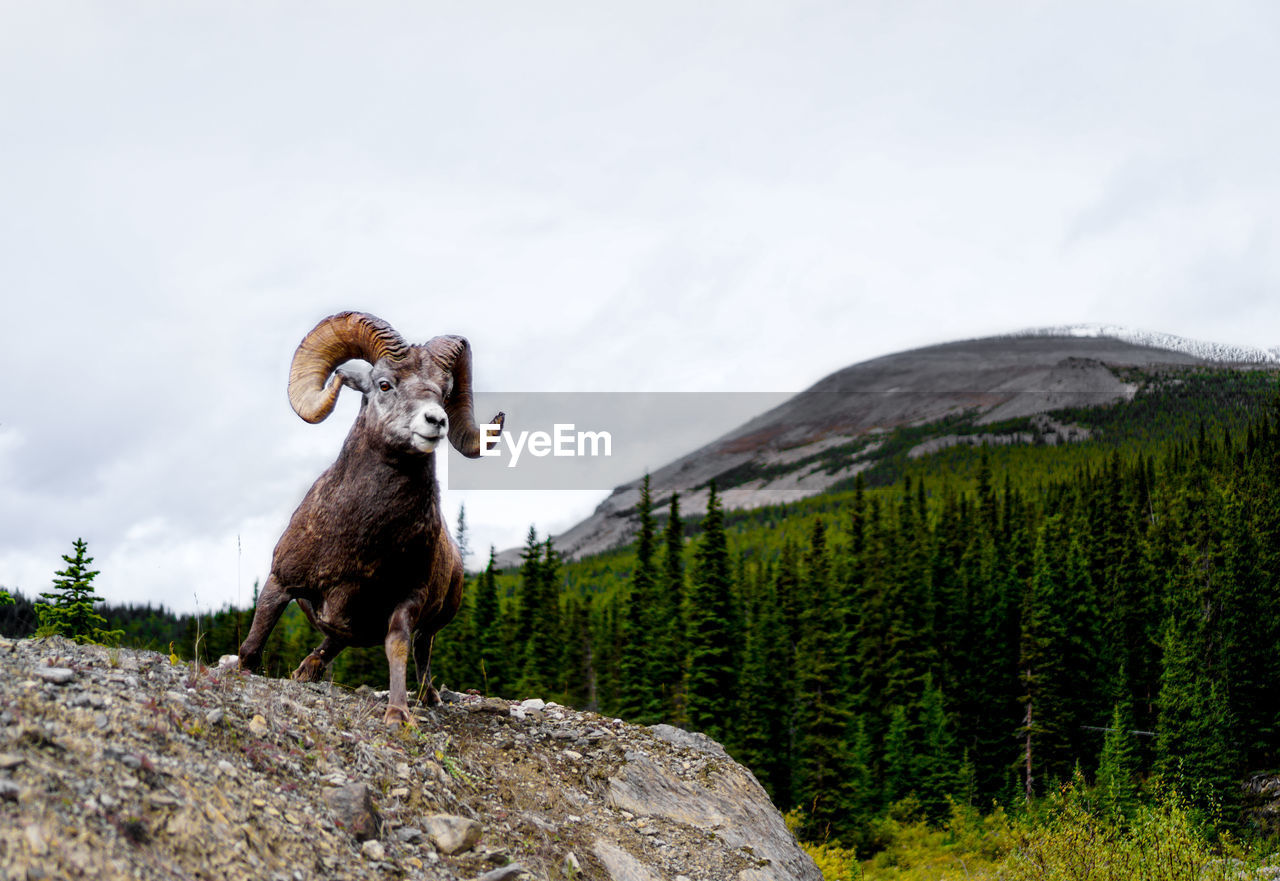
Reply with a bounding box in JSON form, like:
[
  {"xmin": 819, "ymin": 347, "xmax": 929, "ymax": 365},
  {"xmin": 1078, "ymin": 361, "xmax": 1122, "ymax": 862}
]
[
  {"xmin": 518, "ymin": 698, "xmax": 546, "ymax": 712},
  {"xmin": 323, "ymin": 783, "xmax": 382, "ymax": 841},
  {"xmin": 593, "ymin": 839, "xmax": 663, "ymax": 881},
  {"xmin": 394, "ymin": 826, "xmax": 423, "ymax": 843},
  {"xmin": 216, "ymin": 655, "xmax": 239, "ymax": 671},
  {"xmin": 424, "ymin": 814, "xmax": 482, "ymax": 854},
  {"xmin": 468, "ymin": 698, "xmax": 510, "ymax": 716},
  {"xmin": 24, "ymin": 823, "xmax": 48, "ymax": 856},
  {"xmin": 34, "ymin": 667, "xmax": 74, "ymax": 685},
  {"xmin": 608, "ymin": 744, "xmax": 821, "ymax": 881},
  {"xmin": 0, "ymin": 637, "xmax": 819, "ymax": 881},
  {"xmin": 474, "ymin": 865, "xmax": 527, "ymax": 881},
  {"xmin": 649, "ymin": 724, "xmax": 727, "ymax": 758}
]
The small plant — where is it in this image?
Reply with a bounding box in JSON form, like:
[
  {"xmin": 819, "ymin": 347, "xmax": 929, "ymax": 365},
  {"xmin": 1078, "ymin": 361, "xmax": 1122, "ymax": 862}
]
[{"xmin": 35, "ymin": 538, "xmax": 123, "ymax": 645}]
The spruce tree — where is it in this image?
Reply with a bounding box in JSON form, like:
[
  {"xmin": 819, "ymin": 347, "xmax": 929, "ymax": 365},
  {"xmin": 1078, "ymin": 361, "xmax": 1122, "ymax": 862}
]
[
  {"xmin": 1096, "ymin": 699, "xmax": 1139, "ymax": 819},
  {"xmin": 37, "ymin": 538, "xmax": 122, "ymax": 645},
  {"xmin": 617, "ymin": 475, "xmax": 660, "ymax": 722},
  {"xmin": 793, "ymin": 519, "xmax": 854, "ymax": 840},
  {"xmin": 657, "ymin": 492, "xmax": 686, "ymax": 722},
  {"xmin": 472, "ymin": 547, "xmax": 504, "ymax": 695},
  {"xmin": 518, "ymin": 538, "xmax": 562, "ymax": 699},
  {"xmin": 684, "ymin": 483, "xmax": 737, "ymax": 741}
]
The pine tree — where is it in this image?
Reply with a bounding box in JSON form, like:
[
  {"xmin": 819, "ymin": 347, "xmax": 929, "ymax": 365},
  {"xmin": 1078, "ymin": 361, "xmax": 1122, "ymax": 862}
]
[
  {"xmin": 518, "ymin": 537, "xmax": 562, "ymax": 699},
  {"xmin": 736, "ymin": 559, "xmax": 789, "ymax": 801},
  {"xmin": 37, "ymin": 538, "xmax": 122, "ymax": 645},
  {"xmin": 455, "ymin": 504, "xmax": 472, "ymax": 570},
  {"xmin": 472, "ymin": 547, "xmax": 504, "ymax": 695},
  {"xmin": 915, "ymin": 674, "xmax": 958, "ymax": 822},
  {"xmin": 684, "ymin": 483, "xmax": 737, "ymax": 741},
  {"xmin": 882, "ymin": 703, "xmax": 913, "ymax": 807},
  {"xmin": 617, "ymin": 475, "xmax": 659, "ymax": 722},
  {"xmin": 1096, "ymin": 699, "xmax": 1139, "ymax": 819},
  {"xmin": 656, "ymin": 492, "xmax": 686, "ymax": 722},
  {"xmin": 793, "ymin": 519, "xmax": 855, "ymax": 840}
]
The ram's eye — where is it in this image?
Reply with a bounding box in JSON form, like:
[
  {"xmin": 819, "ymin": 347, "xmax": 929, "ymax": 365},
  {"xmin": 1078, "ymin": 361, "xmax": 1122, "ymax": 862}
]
[{"xmin": 378, "ymin": 380, "xmax": 393, "ymax": 392}]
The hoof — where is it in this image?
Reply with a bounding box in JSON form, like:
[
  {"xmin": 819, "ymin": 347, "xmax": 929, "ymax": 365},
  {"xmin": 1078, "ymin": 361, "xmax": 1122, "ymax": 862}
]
[
  {"xmin": 290, "ymin": 656, "xmax": 325, "ymax": 682},
  {"xmin": 420, "ymin": 685, "xmax": 442, "ymax": 707},
  {"xmin": 384, "ymin": 705, "xmax": 418, "ymax": 728}
]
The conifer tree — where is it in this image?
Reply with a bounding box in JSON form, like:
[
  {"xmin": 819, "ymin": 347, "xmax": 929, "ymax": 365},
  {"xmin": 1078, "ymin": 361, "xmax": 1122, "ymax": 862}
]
[
  {"xmin": 520, "ymin": 538, "xmax": 562, "ymax": 699},
  {"xmin": 882, "ymin": 703, "xmax": 913, "ymax": 807},
  {"xmin": 657, "ymin": 492, "xmax": 686, "ymax": 722},
  {"xmin": 37, "ymin": 538, "xmax": 122, "ymax": 645},
  {"xmin": 1096, "ymin": 699, "xmax": 1139, "ymax": 819},
  {"xmin": 472, "ymin": 547, "xmax": 504, "ymax": 695},
  {"xmin": 617, "ymin": 475, "xmax": 659, "ymax": 722},
  {"xmin": 915, "ymin": 674, "xmax": 958, "ymax": 822},
  {"xmin": 684, "ymin": 483, "xmax": 737, "ymax": 741},
  {"xmin": 793, "ymin": 519, "xmax": 854, "ymax": 840},
  {"xmin": 736, "ymin": 559, "xmax": 789, "ymax": 802}
]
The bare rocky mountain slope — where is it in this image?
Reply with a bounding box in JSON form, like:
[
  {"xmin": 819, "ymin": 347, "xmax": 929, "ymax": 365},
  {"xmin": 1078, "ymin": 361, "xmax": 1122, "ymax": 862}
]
[
  {"xmin": 0, "ymin": 636, "xmax": 819, "ymax": 881},
  {"xmin": 513, "ymin": 331, "xmax": 1253, "ymax": 565}
]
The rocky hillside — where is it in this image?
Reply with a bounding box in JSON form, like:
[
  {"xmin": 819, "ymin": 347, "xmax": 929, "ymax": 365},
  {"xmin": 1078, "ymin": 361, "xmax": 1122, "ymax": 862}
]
[
  {"xmin": 513, "ymin": 330, "xmax": 1265, "ymax": 565},
  {"xmin": 0, "ymin": 635, "xmax": 819, "ymax": 881}
]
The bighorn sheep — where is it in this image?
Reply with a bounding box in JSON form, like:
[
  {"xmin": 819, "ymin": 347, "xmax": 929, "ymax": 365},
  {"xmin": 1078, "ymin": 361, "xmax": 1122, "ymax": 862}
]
[{"xmin": 237, "ymin": 311, "xmax": 503, "ymax": 726}]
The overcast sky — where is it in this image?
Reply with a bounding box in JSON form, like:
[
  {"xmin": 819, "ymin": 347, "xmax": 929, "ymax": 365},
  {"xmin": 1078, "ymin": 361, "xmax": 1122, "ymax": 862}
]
[{"xmin": 3, "ymin": 2, "xmax": 1279, "ymax": 615}]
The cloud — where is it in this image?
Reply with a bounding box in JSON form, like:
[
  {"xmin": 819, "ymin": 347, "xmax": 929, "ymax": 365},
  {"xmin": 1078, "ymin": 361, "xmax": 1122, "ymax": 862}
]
[{"xmin": 2, "ymin": 1, "xmax": 1279, "ymax": 612}]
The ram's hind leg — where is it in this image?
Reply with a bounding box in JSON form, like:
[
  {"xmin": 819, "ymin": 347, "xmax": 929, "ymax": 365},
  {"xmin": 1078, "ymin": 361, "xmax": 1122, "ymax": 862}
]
[
  {"xmin": 291, "ymin": 635, "xmax": 346, "ymax": 682},
  {"xmin": 238, "ymin": 576, "xmax": 292, "ymax": 673},
  {"xmin": 412, "ymin": 628, "xmax": 441, "ymax": 707},
  {"xmin": 413, "ymin": 565, "xmax": 464, "ymax": 706}
]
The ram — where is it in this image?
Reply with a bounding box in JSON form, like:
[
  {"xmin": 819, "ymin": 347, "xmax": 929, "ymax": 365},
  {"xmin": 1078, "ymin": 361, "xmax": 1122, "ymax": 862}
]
[{"xmin": 237, "ymin": 311, "xmax": 503, "ymax": 726}]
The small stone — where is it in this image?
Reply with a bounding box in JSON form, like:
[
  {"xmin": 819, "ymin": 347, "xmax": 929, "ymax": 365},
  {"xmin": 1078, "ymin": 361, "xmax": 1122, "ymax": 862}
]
[
  {"xmin": 25, "ymin": 823, "xmax": 48, "ymax": 856},
  {"xmin": 361, "ymin": 839, "xmax": 385, "ymax": 860},
  {"xmin": 424, "ymin": 814, "xmax": 482, "ymax": 854},
  {"xmin": 0, "ymin": 753, "xmax": 26, "ymax": 769},
  {"xmin": 395, "ymin": 826, "xmax": 424, "ymax": 844},
  {"xmin": 323, "ymin": 783, "xmax": 382, "ymax": 841},
  {"xmin": 467, "ymin": 698, "xmax": 510, "ymax": 716},
  {"xmin": 564, "ymin": 750, "xmax": 583, "ymax": 761},
  {"xmin": 218, "ymin": 760, "xmax": 236, "ymax": 776},
  {"xmin": 475, "ymin": 865, "xmax": 526, "ymax": 881},
  {"xmin": 216, "ymin": 654, "xmax": 239, "ymax": 670},
  {"xmin": 248, "ymin": 715, "xmax": 269, "ymax": 736},
  {"xmin": 564, "ymin": 852, "xmax": 583, "ymax": 874},
  {"xmin": 34, "ymin": 667, "xmax": 74, "ymax": 685},
  {"xmin": 518, "ymin": 698, "xmax": 546, "ymax": 712},
  {"xmin": 206, "ymin": 708, "xmax": 225, "ymax": 726},
  {"xmin": 0, "ymin": 780, "xmax": 21, "ymax": 801}
]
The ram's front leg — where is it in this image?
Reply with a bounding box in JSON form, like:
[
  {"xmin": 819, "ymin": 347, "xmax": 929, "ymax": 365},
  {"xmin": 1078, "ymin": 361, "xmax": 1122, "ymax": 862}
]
[{"xmin": 383, "ymin": 606, "xmax": 418, "ymax": 727}]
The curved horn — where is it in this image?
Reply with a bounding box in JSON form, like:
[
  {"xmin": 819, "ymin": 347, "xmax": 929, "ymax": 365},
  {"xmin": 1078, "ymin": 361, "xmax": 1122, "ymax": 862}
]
[
  {"xmin": 287, "ymin": 312, "xmax": 409, "ymax": 423},
  {"xmin": 424, "ymin": 334, "xmax": 489, "ymax": 458}
]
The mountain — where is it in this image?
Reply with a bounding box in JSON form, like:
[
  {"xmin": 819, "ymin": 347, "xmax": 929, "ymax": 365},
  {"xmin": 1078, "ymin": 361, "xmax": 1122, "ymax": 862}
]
[{"xmin": 508, "ymin": 328, "xmax": 1276, "ymax": 565}]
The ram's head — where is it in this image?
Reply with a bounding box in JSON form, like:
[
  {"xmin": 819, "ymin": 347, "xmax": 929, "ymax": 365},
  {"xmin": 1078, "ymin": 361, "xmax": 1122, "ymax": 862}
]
[{"xmin": 285, "ymin": 311, "xmax": 501, "ymax": 458}]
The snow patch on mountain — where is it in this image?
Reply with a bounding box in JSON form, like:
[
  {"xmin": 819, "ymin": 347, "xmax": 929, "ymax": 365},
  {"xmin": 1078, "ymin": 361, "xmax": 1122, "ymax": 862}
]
[{"xmin": 1012, "ymin": 324, "xmax": 1280, "ymax": 364}]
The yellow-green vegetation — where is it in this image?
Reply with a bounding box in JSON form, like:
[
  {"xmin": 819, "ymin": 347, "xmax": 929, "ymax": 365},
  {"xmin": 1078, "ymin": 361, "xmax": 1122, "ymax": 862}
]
[{"xmin": 805, "ymin": 784, "xmax": 1280, "ymax": 881}]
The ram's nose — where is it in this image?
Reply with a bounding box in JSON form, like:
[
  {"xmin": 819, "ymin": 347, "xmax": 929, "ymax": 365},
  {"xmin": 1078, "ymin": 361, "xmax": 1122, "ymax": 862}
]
[{"xmin": 422, "ymin": 405, "xmax": 447, "ymax": 433}]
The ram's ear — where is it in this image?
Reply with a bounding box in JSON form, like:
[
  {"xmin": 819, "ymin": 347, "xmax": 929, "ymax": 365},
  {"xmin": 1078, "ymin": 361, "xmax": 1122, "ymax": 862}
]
[{"xmin": 335, "ymin": 361, "xmax": 373, "ymax": 394}]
